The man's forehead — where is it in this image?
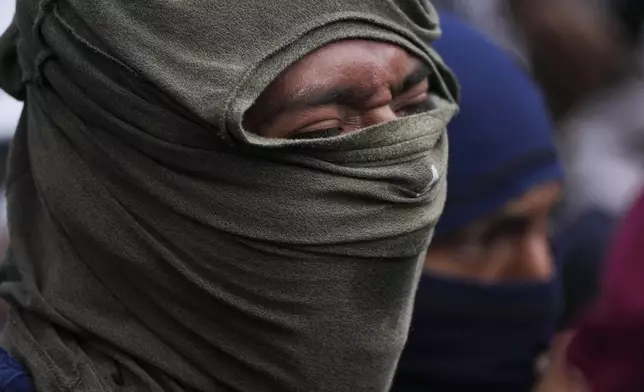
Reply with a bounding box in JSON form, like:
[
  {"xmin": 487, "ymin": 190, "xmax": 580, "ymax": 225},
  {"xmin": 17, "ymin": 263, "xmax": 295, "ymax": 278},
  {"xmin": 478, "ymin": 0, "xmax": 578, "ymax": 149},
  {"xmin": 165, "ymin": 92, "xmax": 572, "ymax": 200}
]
[{"xmin": 285, "ymin": 41, "xmax": 422, "ymax": 84}]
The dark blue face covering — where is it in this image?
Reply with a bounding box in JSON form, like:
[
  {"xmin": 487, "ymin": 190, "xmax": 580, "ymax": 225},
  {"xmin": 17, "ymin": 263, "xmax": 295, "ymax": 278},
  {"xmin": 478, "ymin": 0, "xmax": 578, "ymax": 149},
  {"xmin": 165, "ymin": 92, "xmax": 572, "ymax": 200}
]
[{"xmin": 392, "ymin": 273, "xmax": 559, "ymax": 392}]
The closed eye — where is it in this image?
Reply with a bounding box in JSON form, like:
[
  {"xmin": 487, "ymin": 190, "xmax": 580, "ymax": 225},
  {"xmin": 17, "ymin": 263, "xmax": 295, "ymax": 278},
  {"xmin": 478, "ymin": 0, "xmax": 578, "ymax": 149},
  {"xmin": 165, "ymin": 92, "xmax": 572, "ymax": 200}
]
[
  {"xmin": 287, "ymin": 99, "xmax": 435, "ymax": 140},
  {"xmin": 396, "ymin": 99, "xmax": 435, "ymax": 116}
]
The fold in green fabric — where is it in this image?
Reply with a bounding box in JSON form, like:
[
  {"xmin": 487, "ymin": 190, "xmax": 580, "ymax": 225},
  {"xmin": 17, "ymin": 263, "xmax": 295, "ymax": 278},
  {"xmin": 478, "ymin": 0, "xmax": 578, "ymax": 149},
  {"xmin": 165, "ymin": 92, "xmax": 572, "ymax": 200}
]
[{"xmin": 0, "ymin": 0, "xmax": 458, "ymax": 390}]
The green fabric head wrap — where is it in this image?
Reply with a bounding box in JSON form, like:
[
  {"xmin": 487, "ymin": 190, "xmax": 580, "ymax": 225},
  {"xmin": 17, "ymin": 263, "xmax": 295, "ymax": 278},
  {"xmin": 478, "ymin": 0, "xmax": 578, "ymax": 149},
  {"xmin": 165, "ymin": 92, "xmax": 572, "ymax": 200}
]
[{"xmin": 0, "ymin": 0, "xmax": 458, "ymax": 391}]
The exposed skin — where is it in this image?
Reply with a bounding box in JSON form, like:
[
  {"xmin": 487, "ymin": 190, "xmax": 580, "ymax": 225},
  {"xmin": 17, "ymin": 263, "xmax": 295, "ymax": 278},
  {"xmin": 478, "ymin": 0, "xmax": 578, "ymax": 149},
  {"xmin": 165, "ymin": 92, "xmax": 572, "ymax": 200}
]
[
  {"xmin": 424, "ymin": 181, "xmax": 562, "ymax": 283},
  {"xmin": 243, "ymin": 40, "xmax": 434, "ymax": 139}
]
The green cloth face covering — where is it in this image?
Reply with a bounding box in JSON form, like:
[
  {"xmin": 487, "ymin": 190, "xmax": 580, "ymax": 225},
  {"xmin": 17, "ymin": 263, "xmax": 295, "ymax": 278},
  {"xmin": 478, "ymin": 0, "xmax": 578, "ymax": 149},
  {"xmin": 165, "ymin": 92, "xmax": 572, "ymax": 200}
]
[{"xmin": 0, "ymin": 0, "xmax": 458, "ymax": 391}]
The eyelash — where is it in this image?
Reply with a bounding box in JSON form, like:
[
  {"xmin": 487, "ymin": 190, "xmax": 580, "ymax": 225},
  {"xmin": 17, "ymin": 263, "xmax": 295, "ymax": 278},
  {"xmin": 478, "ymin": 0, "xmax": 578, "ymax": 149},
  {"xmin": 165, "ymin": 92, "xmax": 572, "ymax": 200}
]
[
  {"xmin": 289, "ymin": 100, "xmax": 434, "ymax": 140},
  {"xmin": 395, "ymin": 100, "xmax": 435, "ymax": 116}
]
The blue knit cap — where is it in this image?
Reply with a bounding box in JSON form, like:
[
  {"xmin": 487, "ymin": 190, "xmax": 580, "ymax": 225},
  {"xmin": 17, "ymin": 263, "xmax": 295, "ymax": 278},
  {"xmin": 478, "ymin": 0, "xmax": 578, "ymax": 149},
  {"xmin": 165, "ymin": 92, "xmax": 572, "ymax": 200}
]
[{"xmin": 433, "ymin": 13, "xmax": 564, "ymax": 236}]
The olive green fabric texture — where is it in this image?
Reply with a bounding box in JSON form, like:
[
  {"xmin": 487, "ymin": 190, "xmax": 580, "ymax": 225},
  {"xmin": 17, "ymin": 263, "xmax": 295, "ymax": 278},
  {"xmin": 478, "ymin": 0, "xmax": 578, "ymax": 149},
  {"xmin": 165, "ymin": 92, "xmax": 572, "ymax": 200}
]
[{"xmin": 0, "ymin": 0, "xmax": 458, "ymax": 391}]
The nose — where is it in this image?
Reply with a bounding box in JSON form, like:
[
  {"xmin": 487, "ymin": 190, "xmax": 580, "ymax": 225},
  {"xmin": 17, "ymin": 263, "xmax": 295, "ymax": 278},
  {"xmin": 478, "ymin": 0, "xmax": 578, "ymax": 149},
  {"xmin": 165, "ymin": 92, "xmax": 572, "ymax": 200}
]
[{"xmin": 513, "ymin": 233, "xmax": 554, "ymax": 281}]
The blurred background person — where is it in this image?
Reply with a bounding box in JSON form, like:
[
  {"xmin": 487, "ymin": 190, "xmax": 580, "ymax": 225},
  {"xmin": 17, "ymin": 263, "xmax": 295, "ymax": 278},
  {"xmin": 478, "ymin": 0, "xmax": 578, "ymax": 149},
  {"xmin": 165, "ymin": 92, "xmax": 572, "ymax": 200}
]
[
  {"xmin": 430, "ymin": 0, "xmax": 626, "ymax": 122},
  {"xmin": 535, "ymin": 188, "xmax": 644, "ymax": 392},
  {"xmin": 551, "ymin": 0, "xmax": 644, "ymax": 327},
  {"xmin": 508, "ymin": 0, "xmax": 627, "ymax": 123},
  {"xmin": 432, "ymin": 0, "xmax": 644, "ymax": 328},
  {"xmin": 422, "ymin": 5, "xmax": 644, "ymax": 390},
  {"xmin": 392, "ymin": 13, "xmax": 564, "ymax": 392},
  {"xmin": 430, "ymin": 0, "xmax": 529, "ymax": 66}
]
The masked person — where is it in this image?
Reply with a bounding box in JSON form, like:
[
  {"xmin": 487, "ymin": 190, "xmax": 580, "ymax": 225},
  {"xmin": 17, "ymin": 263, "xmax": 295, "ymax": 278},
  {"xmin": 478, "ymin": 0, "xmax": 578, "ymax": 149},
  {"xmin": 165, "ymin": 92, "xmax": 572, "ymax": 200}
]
[
  {"xmin": 0, "ymin": 1, "xmax": 459, "ymax": 391},
  {"xmin": 392, "ymin": 13, "xmax": 563, "ymax": 392}
]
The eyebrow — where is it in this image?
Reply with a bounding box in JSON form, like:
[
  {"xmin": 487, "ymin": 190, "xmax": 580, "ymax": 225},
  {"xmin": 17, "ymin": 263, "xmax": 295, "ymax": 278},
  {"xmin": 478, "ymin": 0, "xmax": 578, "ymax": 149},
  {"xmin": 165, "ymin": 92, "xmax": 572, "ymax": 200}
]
[
  {"xmin": 263, "ymin": 63, "xmax": 431, "ymax": 122},
  {"xmin": 392, "ymin": 64, "xmax": 432, "ymax": 96},
  {"xmin": 469, "ymin": 186, "xmax": 562, "ymax": 228}
]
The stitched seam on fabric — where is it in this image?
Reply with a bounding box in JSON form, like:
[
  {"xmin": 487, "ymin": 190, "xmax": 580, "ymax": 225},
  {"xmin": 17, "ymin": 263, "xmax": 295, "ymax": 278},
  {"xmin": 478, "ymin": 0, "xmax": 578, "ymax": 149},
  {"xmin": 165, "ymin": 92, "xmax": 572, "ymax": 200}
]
[
  {"xmin": 50, "ymin": 2, "xmax": 139, "ymax": 76},
  {"xmin": 9, "ymin": 315, "xmax": 81, "ymax": 391}
]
